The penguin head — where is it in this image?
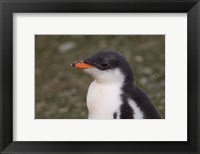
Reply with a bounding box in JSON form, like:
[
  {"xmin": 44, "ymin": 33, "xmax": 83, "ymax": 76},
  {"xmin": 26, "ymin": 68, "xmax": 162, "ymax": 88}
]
[{"xmin": 72, "ymin": 50, "xmax": 134, "ymax": 84}]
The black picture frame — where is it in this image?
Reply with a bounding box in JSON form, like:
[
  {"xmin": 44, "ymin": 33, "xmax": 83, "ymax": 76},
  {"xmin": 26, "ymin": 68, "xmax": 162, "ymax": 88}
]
[{"xmin": 0, "ymin": 0, "xmax": 200, "ymax": 153}]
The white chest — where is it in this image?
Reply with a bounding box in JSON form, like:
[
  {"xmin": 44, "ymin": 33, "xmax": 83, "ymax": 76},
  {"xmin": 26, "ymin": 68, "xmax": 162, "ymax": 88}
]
[{"xmin": 86, "ymin": 81, "xmax": 122, "ymax": 119}]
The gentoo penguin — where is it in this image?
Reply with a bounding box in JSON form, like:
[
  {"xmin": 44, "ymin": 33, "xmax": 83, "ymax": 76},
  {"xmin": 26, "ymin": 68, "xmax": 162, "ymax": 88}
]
[{"xmin": 72, "ymin": 50, "xmax": 161, "ymax": 119}]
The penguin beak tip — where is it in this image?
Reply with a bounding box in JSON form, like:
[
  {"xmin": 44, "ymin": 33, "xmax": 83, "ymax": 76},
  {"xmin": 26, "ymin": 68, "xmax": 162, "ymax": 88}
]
[
  {"xmin": 71, "ymin": 62, "xmax": 76, "ymax": 67},
  {"xmin": 71, "ymin": 61, "xmax": 94, "ymax": 69}
]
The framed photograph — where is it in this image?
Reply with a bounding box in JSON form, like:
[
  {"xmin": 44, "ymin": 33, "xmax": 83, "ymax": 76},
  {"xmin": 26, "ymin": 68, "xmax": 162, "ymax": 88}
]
[{"xmin": 0, "ymin": 0, "xmax": 199, "ymax": 153}]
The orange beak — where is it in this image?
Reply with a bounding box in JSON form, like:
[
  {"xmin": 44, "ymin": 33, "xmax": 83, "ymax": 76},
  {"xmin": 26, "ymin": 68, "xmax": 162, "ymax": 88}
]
[{"xmin": 72, "ymin": 61, "xmax": 94, "ymax": 69}]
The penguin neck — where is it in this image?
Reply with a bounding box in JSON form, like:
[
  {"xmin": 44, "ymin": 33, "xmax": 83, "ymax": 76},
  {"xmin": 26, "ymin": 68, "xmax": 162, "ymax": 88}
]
[
  {"xmin": 123, "ymin": 75, "xmax": 134, "ymax": 86},
  {"xmin": 92, "ymin": 68, "xmax": 125, "ymax": 85},
  {"xmin": 120, "ymin": 64, "xmax": 135, "ymax": 86}
]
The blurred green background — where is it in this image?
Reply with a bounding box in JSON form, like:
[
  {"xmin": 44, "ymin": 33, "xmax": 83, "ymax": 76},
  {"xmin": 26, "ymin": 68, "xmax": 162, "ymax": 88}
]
[{"xmin": 35, "ymin": 35, "xmax": 165, "ymax": 119}]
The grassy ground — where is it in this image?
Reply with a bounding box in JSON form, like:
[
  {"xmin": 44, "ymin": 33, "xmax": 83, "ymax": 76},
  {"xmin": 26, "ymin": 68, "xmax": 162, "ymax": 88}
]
[{"xmin": 35, "ymin": 35, "xmax": 165, "ymax": 119}]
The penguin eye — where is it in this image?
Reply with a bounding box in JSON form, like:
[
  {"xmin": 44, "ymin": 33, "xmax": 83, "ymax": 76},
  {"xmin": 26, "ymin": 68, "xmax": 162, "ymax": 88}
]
[{"xmin": 101, "ymin": 63, "xmax": 109, "ymax": 68}]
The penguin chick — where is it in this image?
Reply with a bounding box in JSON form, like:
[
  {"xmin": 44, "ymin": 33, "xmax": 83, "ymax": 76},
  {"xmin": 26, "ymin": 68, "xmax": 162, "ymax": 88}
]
[{"xmin": 72, "ymin": 50, "xmax": 162, "ymax": 119}]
